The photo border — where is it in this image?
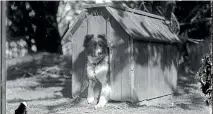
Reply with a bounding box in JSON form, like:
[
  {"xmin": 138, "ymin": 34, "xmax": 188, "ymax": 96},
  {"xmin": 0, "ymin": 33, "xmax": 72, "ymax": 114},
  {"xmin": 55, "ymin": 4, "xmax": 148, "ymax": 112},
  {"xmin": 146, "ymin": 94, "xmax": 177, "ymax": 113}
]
[
  {"xmin": 1, "ymin": 1, "xmax": 213, "ymax": 114},
  {"xmin": 1, "ymin": 1, "xmax": 6, "ymax": 114}
]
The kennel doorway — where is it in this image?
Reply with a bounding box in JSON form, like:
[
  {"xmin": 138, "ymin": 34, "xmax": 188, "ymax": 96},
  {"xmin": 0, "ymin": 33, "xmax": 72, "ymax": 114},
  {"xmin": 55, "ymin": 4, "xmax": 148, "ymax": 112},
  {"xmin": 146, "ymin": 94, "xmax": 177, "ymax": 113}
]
[{"xmin": 62, "ymin": 3, "xmax": 182, "ymax": 102}]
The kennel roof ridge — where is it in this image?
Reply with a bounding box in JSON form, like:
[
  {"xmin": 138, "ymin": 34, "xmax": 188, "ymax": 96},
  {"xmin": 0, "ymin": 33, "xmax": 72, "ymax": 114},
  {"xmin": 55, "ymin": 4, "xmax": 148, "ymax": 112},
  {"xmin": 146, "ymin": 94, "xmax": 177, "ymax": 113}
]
[
  {"xmin": 62, "ymin": 3, "xmax": 184, "ymax": 44},
  {"xmin": 84, "ymin": 3, "xmax": 166, "ymax": 21}
]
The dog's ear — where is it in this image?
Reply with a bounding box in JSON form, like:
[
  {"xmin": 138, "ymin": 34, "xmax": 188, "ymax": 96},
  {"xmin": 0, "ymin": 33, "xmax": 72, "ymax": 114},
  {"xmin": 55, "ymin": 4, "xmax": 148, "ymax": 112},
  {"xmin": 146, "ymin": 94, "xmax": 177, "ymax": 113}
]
[
  {"xmin": 98, "ymin": 34, "xmax": 109, "ymax": 47},
  {"xmin": 97, "ymin": 34, "xmax": 106, "ymax": 39},
  {"xmin": 84, "ymin": 34, "xmax": 94, "ymax": 47}
]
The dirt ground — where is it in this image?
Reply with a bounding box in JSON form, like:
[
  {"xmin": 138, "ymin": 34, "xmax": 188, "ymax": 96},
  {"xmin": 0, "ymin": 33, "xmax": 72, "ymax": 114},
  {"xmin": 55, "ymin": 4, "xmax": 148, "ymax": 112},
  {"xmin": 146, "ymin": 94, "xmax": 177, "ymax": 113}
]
[{"xmin": 6, "ymin": 53, "xmax": 212, "ymax": 114}]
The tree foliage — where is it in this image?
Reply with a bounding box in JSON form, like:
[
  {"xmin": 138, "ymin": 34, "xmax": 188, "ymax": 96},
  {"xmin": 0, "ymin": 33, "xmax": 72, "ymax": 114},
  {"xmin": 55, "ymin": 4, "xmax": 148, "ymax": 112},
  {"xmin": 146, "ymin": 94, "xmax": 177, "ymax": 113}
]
[
  {"xmin": 113, "ymin": 1, "xmax": 211, "ymax": 39},
  {"xmin": 7, "ymin": 1, "xmax": 62, "ymax": 53},
  {"xmin": 6, "ymin": 1, "xmax": 211, "ymax": 56},
  {"xmin": 174, "ymin": 1, "xmax": 211, "ymax": 39}
]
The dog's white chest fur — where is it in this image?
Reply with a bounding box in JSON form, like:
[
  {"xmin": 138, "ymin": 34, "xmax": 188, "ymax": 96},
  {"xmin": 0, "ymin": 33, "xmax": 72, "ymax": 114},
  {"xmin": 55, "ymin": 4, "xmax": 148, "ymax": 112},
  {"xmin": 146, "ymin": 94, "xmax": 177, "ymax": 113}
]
[
  {"xmin": 87, "ymin": 57, "xmax": 109, "ymax": 78},
  {"xmin": 87, "ymin": 65, "xmax": 108, "ymax": 77}
]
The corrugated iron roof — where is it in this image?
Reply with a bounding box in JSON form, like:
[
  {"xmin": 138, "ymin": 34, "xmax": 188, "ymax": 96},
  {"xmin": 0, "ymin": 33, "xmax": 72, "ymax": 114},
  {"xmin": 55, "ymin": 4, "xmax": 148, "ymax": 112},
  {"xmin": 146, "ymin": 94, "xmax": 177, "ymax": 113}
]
[{"xmin": 106, "ymin": 7, "xmax": 181, "ymax": 43}]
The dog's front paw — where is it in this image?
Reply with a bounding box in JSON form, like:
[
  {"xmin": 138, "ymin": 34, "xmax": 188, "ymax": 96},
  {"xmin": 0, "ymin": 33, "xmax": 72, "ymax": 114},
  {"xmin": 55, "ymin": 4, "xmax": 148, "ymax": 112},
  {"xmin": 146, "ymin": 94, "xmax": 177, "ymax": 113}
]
[
  {"xmin": 94, "ymin": 96, "xmax": 107, "ymax": 109},
  {"xmin": 94, "ymin": 103, "xmax": 104, "ymax": 109},
  {"xmin": 87, "ymin": 97, "xmax": 95, "ymax": 104}
]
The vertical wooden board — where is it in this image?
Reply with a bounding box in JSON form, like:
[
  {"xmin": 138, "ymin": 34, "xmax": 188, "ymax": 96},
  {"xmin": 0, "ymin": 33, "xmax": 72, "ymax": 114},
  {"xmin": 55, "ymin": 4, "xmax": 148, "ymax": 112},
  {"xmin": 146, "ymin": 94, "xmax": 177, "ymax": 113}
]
[
  {"xmin": 120, "ymin": 35, "xmax": 131, "ymax": 101},
  {"xmin": 166, "ymin": 45, "xmax": 172, "ymax": 93},
  {"xmin": 134, "ymin": 41, "xmax": 149, "ymax": 101},
  {"xmin": 170, "ymin": 45, "xmax": 176, "ymax": 92},
  {"xmin": 129, "ymin": 37, "xmax": 134, "ymax": 102},
  {"xmin": 175, "ymin": 46, "xmax": 178, "ymax": 90},
  {"xmin": 110, "ymin": 46, "xmax": 121, "ymax": 101},
  {"xmin": 162, "ymin": 44, "xmax": 169, "ymax": 95},
  {"xmin": 106, "ymin": 18, "xmax": 112, "ymax": 99},
  {"xmin": 151, "ymin": 44, "xmax": 158, "ymax": 99},
  {"xmin": 71, "ymin": 19, "xmax": 87, "ymax": 97},
  {"xmin": 158, "ymin": 44, "xmax": 168, "ymax": 96},
  {"xmin": 148, "ymin": 43, "xmax": 158, "ymax": 99},
  {"xmin": 163, "ymin": 44, "xmax": 174, "ymax": 95},
  {"xmin": 157, "ymin": 44, "xmax": 163, "ymax": 97},
  {"xmin": 147, "ymin": 43, "xmax": 153, "ymax": 99},
  {"xmin": 170, "ymin": 45, "xmax": 178, "ymax": 92},
  {"xmin": 168, "ymin": 45, "xmax": 175, "ymax": 93},
  {"xmin": 88, "ymin": 15, "xmax": 106, "ymax": 35},
  {"xmin": 151, "ymin": 43, "xmax": 159, "ymax": 98},
  {"xmin": 108, "ymin": 17, "xmax": 131, "ymax": 101},
  {"xmin": 173, "ymin": 46, "xmax": 178, "ymax": 91},
  {"xmin": 158, "ymin": 44, "xmax": 166, "ymax": 95},
  {"xmin": 109, "ymin": 18, "xmax": 121, "ymax": 101}
]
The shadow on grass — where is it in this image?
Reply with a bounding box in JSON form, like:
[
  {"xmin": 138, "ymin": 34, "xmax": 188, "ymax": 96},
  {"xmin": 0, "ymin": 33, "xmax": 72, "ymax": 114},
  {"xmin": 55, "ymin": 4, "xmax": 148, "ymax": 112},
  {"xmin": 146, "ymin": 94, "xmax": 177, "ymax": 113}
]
[
  {"xmin": 7, "ymin": 53, "xmax": 73, "ymax": 100},
  {"xmin": 174, "ymin": 63, "xmax": 199, "ymax": 96},
  {"xmin": 7, "ymin": 96, "xmax": 64, "ymax": 104},
  {"xmin": 170, "ymin": 63, "xmax": 205, "ymax": 110}
]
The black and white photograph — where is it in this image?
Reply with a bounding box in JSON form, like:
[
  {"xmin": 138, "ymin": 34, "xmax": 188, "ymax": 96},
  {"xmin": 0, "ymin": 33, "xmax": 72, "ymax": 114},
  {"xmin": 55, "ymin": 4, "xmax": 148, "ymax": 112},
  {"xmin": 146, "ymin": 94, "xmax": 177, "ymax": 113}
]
[{"xmin": 1, "ymin": 0, "xmax": 212, "ymax": 114}]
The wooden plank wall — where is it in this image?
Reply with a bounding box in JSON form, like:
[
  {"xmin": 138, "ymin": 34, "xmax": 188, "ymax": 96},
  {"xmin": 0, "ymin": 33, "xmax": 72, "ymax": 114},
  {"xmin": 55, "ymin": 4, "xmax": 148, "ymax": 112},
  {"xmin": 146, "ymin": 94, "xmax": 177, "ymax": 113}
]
[
  {"xmin": 169, "ymin": 44, "xmax": 178, "ymax": 92},
  {"xmin": 133, "ymin": 41, "xmax": 149, "ymax": 101},
  {"xmin": 0, "ymin": 1, "xmax": 6, "ymax": 114},
  {"xmin": 108, "ymin": 17, "xmax": 131, "ymax": 101},
  {"xmin": 88, "ymin": 16, "xmax": 106, "ymax": 35},
  {"xmin": 71, "ymin": 19, "xmax": 87, "ymax": 97},
  {"xmin": 134, "ymin": 41, "xmax": 178, "ymax": 101}
]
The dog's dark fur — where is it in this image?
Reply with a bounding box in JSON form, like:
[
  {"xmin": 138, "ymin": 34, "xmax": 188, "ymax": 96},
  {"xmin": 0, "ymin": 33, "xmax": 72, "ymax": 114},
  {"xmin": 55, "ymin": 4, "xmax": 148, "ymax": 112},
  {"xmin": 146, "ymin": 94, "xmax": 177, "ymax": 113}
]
[
  {"xmin": 83, "ymin": 34, "xmax": 111, "ymax": 108},
  {"xmin": 15, "ymin": 102, "xmax": 27, "ymax": 114}
]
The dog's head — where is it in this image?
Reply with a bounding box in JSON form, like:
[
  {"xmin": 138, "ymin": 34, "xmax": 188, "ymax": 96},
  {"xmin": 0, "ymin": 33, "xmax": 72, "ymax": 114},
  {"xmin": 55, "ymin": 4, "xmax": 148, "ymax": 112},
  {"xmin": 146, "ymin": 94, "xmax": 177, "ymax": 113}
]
[{"xmin": 84, "ymin": 34, "xmax": 109, "ymax": 57}]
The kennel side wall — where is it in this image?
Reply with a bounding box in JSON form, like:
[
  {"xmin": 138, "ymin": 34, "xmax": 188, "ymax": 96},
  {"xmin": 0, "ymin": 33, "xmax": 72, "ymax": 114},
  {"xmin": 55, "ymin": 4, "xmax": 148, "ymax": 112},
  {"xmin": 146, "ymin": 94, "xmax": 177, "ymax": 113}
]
[
  {"xmin": 107, "ymin": 15, "xmax": 132, "ymax": 101},
  {"xmin": 133, "ymin": 41, "xmax": 179, "ymax": 102}
]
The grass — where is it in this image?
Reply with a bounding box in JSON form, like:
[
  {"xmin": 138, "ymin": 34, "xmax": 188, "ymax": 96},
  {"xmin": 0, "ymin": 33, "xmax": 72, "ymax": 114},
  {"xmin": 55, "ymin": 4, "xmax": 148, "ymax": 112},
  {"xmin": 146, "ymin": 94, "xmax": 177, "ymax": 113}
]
[{"xmin": 6, "ymin": 53, "xmax": 211, "ymax": 114}]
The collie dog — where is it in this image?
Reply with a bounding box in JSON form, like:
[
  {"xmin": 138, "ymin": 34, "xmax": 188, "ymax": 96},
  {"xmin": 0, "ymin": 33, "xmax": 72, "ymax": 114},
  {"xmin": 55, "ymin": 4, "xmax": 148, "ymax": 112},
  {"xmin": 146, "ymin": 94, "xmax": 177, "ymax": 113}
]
[{"xmin": 83, "ymin": 34, "xmax": 111, "ymax": 108}]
